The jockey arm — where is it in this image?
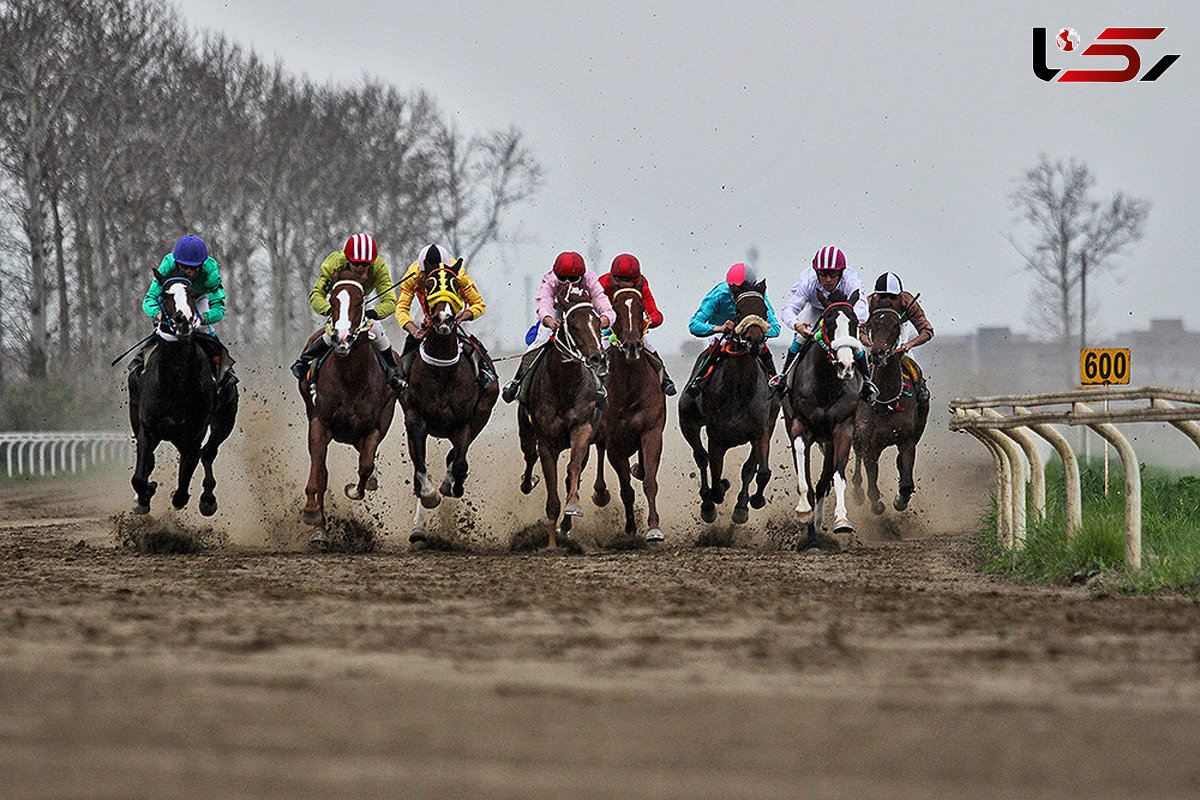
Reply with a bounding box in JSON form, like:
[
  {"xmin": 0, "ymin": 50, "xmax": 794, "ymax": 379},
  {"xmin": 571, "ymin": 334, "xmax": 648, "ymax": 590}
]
[
  {"xmin": 779, "ymin": 274, "xmax": 815, "ymax": 332},
  {"xmin": 366, "ymin": 259, "xmax": 397, "ymax": 319},
  {"xmin": 689, "ymin": 284, "xmax": 733, "ymax": 337},
  {"xmin": 640, "ymin": 279, "xmax": 665, "ymax": 328},
  {"xmin": 583, "ymin": 272, "xmax": 615, "ymax": 328},
  {"xmin": 456, "ymin": 273, "xmax": 486, "ymax": 321},
  {"xmin": 900, "ymin": 293, "xmax": 934, "ymax": 351},
  {"xmin": 762, "ymin": 295, "xmax": 782, "ymax": 339},
  {"xmin": 308, "ymin": 252, "xmax": 341, "ymax": 316}
]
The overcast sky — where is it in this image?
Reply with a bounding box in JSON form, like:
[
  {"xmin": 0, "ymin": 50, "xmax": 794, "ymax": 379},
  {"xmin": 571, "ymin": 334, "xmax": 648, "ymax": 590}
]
[{"xmin": 176, "ymin": 0, "xmax": 1199, "ymax": 349}]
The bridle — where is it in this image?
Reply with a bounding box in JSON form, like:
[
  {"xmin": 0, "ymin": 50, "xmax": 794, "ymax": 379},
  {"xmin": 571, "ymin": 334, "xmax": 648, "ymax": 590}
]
[
  {"xmin": 864, "ymin": 307, "xmax": 907, "ymax": 405},
  {"xmin": 727, "ymin": 289, "xmax": 768, "ymax": 354},
  {"xmin": 156, "ymin": 276, "xmax": 199, "ymax": 340},
  {"xmin": 813, "ymin": 301, "xmax": 860, "ymax": 362},
  {"xmin": 329, "ymin": 279, "xmax": 370, "ymax": 346},
  {"xmin": 612, "ymin": 286, "xmax": 646, "ymax": 350}
]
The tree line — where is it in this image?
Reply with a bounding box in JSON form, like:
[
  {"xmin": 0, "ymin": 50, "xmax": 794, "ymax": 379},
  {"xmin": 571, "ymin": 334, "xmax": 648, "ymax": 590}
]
[{"xmin": 0, "ymin": 0, "xmax": 542, "ymax": 389}]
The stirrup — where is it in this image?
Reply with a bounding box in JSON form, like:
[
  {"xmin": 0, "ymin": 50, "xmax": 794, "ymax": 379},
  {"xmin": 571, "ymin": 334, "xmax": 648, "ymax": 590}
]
[
  {"xmin": 290, "ymin": 359, "xmax": 308, "ymax": 380},
  {"xmin": 661, "ymin": 376, "xmax": 677, "ymax": 396},
  {"xmin": 501, "ymin": 380, "xmax": 520, "ymax": 404}
]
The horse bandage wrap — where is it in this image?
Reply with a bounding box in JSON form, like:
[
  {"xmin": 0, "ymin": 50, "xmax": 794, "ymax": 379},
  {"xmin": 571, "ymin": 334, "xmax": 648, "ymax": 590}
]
[{"xmin": 735, "ymin": 315, "xmax": 769, "ymax": 336}]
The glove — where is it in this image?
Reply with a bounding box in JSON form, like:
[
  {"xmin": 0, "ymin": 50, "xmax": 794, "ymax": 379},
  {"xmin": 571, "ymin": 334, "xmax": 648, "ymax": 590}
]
[{"xmin": 364, "ymin": 309, "xmax": 379, "ymax": 320}]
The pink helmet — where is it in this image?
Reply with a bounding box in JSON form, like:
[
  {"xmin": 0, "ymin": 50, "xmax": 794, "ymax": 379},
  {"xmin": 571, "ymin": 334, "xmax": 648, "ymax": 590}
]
[{"xmin": 812, "ymin": 245, "xmax": 847, "ymax": 272}]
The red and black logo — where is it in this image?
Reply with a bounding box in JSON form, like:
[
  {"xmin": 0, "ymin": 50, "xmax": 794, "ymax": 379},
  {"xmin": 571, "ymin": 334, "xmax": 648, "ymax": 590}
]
[{"xmin": 1033, "ymin": 27, "xmax": 1180, "ymax": 82}]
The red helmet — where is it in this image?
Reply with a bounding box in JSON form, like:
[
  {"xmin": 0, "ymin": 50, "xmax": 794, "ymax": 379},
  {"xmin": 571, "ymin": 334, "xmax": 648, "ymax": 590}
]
[
  {"xmin": 553, "ymin": 251, "xmax": 586, "ymax": 278},
  {"xmin": 610, "ymin": 253, "xmax": 640, "ymax": 278},
  {"xmin": 344, "ymin": 233, "xmax": 377, "ymax": 264},
  {"xmin": 812, "ymin": 245, "xmax": 847, "ymax": 272}
]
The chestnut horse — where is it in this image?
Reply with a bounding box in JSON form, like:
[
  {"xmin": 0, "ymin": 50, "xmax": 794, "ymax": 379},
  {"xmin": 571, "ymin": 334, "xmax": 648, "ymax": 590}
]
[
  {"xmin": 517, "ymin": 280, "xmax": 609, "ymax": 547},
  {"xmin": 781, "ymin": 292, "xmax": 864, "ymax": 546},
  {"xmin": 592, "ymin": 285, "xmax": 667, "ymax": 542},
  {"xmin": 299, "ymin": 265, "xmax": 396, "ymax": 548},
  {"xmin": 130, "ymin": 266, "xmax": 238, "ymax": 515},
  {"xmin": 851, "ymin": 306, "xmax": 929, "ymax": 514},
  {"xmin": 678, "ymin": 281, "xmax": 780, "ymax": 525},
  {"xmin": 400, "ymin": 264, "xmax": 499, "ymax": 541}
]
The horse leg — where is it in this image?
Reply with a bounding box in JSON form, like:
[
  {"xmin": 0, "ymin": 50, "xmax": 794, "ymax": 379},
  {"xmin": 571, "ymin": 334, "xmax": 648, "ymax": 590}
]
[
  {"xmin": 592, "ymin": 440, "xmax": 611, "ymax": 506},
  {"xmin": 851, "ymin": 444, "xmax": 865, "ymax": 503},
  {"xmin": 732, "ymin": 448, "xmax": 755, "ymax": 525},
  {"xmin": 131, "ymin": 431, "xmax": 159, "ymax": 513},
  {"xmin": 172, "ymin": 441, "xmax": 202, "ymax": 510},
  {"xmin": 303, "ymin": 419, "xmax": 333, "ymax": 546},
  {"xmin": 539, "ymin": 441, "xmax": 562, "ymax": 548},
  {"xmin": 443, "ymin": 428, "xmax": 472, "ymax": 499},
  {"xmin": 563, "ymin": 424, "xmax": 592, "ymax": 518},
  {"xmin": 750, "ymin": 429, "xmax": 771, "ymax": 510},
  {"xmin": 680, "ymin": 416, "xmax": 715, "ymax": 523},
  {"xmin": 708, "ymin": 446, "xmax": 730, "ymax": 505},
  {"xmin": 613, "ymin": 451, "xmax": 637, "ymax": 536},
  {"xmin": 789, "ymin": 423, "xmax": 814, "ymax": 523},
  {"xmin": 831, "ymin": 427, "xmax": 855, "ymax": 533},
  {"xmin": 895, "ymin": 438, "xmax": 917, "ymax": 511},
  {"xmin": 865, "ymin": 443, "xmax": 885, "ymax": 515},
  {"xmin": 641, "ymin": 429, "xmax": 664, "ymax": 542},
  {"xmin": 198, "ymin": 390, "xmax": 238, "ymax": 516},
  {"xmin": 518, "ymin": 411, "xmax": 540, "ymax": 494},
  {"xmin": 347, "ymin": 429, "xmax": 382, "ymax": 501},
  {"xmin": 812, "ymin": 442, "xmax": 838, "ymax": 533}
]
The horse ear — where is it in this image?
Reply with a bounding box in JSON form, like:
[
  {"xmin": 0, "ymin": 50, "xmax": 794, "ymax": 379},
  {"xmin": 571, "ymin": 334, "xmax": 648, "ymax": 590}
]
[
  {"xmin": 848, "ymin": 289, "xmax": 860, "ymax": 305},
  {"xmin": 753, "ymin": 279, "xmax": 766, "ymax": 294},
  {"xmin": 449, "ymin": 257, "xmax": 463, "ymax": 274}
]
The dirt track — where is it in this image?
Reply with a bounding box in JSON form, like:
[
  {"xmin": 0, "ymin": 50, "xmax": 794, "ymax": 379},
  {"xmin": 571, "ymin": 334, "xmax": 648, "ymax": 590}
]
[{"xmin": 3, "ymin": 367, "xmax": 1200, "ymax": 798}]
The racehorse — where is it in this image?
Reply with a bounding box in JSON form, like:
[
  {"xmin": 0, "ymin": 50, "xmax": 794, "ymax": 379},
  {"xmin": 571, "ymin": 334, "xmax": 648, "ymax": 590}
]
[
  {"xmin": 517, "ymin": 280, "xmax": 609, "ymax": 548},
  {"xmin": 400, "ymin": 263, "xmax": 499, "ymax": 541},
  {"xmin": 678, "ymin": 280, "xmax": 780, "ymax": 525},
  {"xmin": 781, "ymin": 291, "xmax": 864, "ymax": 546},
  {"xmin": 129, "ymin": 266, "xmax": 238, "ymax": 515},
  {"xmin": 299, "ymin": 264, "xmax": 396, "ymax": 547},
  {"xmin": 851, "ymin": 306, "xmax": 929, "ymax": 514},
  {"xmin": 592, "ymin": 285, "xmax": 667, "ymax": 542}
]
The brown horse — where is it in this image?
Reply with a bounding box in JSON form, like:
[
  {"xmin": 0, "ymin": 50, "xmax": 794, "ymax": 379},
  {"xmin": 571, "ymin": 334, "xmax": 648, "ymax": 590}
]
[
  {"xmin": 782, "ymin": 293, "xmax": 863, "ymax": 546},
  {"xmin": 299, "ymin": 265, "xmax": 396, "ymax": 548},
  {"xmin": 678, "ymin": 281, "xmax": 781, "ymax": 526},
  {"xmin": 400, "ymin": 264, "xmax": 499, "ymax": 541},
  {"xmin": 851, "ymin": 307, "xmax": 929, "ymax": 514},
  {"xmin": 517, "ymin": 280, "xmax": 609, "ymax": 548},
  {"xmin": 592, "ymin": 285, "xmax": 667, "ymax": 542}
]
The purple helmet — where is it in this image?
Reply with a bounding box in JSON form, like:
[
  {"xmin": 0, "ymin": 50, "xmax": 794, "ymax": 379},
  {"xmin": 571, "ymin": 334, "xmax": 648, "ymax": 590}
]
[{"xmin": 173, "ymin": 235, "xmax": 208, "ymax": 267}]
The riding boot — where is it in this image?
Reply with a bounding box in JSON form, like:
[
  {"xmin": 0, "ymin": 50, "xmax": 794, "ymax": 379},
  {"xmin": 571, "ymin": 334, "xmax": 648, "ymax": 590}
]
[
  {"xmin": 502, "ymin": 346, "xmax": 543, "ymax": 403},
  {"xmin": 770, "ymin": 345, "xmax": 800, "ymax": 395},
  {"xmin": 684, "ymin": 351, "xmax": 715, "ymax": 397},
  {"xmin": 379, "ymin": 347, "xmax": 406, "ymax": 395},
  {"xmin": 475, "ymin": 352, "xmax": 498, "ymax": 389},
  {"xmin": 644, "ymin": 349, "xmax": 676, "ymax": 396},
  {"xmin": 291, "ymin": 337, "xmax": 331, "ymax": 381},
  {"xmin": 855, "ymin": 351, "xmax": 879, "ymax": 403},
  {"xmin": 758, "ymin": 349, "xmax": 778, "ymax": 380},
  {"xmin": 916, "ymin": 379, "xmax": 930, "ymax": 404},
  {"xmin": 217, "ymin": 366, "xmax": 239, "ymax": 403}
]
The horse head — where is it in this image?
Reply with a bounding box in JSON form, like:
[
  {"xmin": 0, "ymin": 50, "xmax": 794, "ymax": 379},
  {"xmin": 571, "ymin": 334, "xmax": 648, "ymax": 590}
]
[
  {"xmin": 154, "ymin": 266, "xmax": 202, "ymax": 339},
  {"xmin": 731, "ymin": 279, "xmax": 770, "ymax": 351},
  {"xmin": 554, "ymin": 280, "xmax": 608, "ymax": 380},
  {"xmin": 424, "ymin": 259, "xmax": 465, "ymax": 337},
  {"xmin": 864, "ymin": 307, "xmax": 902, "ymax": 369},
  {"xmin": 610, "ymin": 279, "xmax": 646, "ymax": 361},
  {"xmin": 327, "ymin": 267, "xmax": 366, "ymax": 356},
  {"xmin": 818, "ymin": 289, "xmax": 863, "ymax": 380}
]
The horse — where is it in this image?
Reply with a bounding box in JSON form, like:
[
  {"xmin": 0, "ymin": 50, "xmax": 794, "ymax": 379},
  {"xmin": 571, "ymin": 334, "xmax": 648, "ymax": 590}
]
[
  {"xmin": 851, "ymin": 306, "xmax": 930, "ymax": 514},
  {"xmin": 129, "ymin": 267, "xmax": 238, "ymax": 516},
  {"xmin": 517, "ymin": 280, "xmax": 609, "ymax": 548},
  {"xmin": 400, "ymin": 263, "xmax": 499, "ymax": 541},
  {"xmin": 678, "ymin": 280, "xmax": 781, "ymax": 526},
  {"xmin": 781, "ymin": 292, "xmax": 864, "ymax": 546},
  {"xmin": 592, "ymin": 285, "xmax": 667, "ymax": 542},
  {"xmin": 299, "ymin": 264, "xmax": 396, "ymax": 547}
]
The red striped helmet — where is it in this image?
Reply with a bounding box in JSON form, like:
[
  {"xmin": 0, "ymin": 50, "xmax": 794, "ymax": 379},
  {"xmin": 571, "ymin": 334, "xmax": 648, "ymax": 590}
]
[
  {"xmin": 343, "ymin": 233, "xmax": 378, "ymax": 264},
  {"xmin": 812, "ymin": 245, "xmax": 847, "ymax": 272},
  {"xmin": 610, "ymin": 253, "xmax": 640, "ymax": 278},
  {"xmin": 553, "ymin": 251, "xmax": 586, "ymax": 278}
]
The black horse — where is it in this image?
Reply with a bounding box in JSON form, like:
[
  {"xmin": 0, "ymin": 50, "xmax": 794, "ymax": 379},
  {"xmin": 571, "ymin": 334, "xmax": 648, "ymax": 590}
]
[
  {"xmin": 129, "ymin": 267, "xmax": 238, "ymax": 514},
  {"xmin": 679, "ymin": 281, "xmax": 781, "ymax": 525}
]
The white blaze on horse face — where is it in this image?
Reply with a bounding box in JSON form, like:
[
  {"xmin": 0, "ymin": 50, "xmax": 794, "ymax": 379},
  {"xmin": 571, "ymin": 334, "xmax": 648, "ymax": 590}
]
[
  {"xmin": 333, "ymin": 289, "xmax": 353, "ymax": 342},
  {"xmin": 827, "ymin": 309, "xmax": 858, "ymax": 379},
  {"xmin": 166, "ymin": 282, "xmax": 192, "ymax": 323}
]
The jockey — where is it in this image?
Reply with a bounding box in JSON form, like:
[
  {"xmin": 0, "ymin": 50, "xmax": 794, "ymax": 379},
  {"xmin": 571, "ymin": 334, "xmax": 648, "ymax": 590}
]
[
  {"xmin": 393, "ymin": 243, "xmax": 497, "ymax": 391},
  {"xmin": 501, "ymin": 251, "xmax": 615, "ymax": 404},
  {"xmin": 597, "ymin": 253, "xmax": 676, "ymax": 396},
  {"xmin": 131, "ymin": 234, "xmax": 237, "ymax": 395},
  {"xmin": 868, "ymin": 271, "xmax": 933, "ymax": 403},
  {"xmin": 682, "ymin": 262, "xmax": 780, "ymax": 397},
  {"xmin": 289, "ymin": 233, "xmax": 403, "ymax": 394},
  {"xmin": 776, "ymin": 245, "xmax": 876, "ymax": 401}
]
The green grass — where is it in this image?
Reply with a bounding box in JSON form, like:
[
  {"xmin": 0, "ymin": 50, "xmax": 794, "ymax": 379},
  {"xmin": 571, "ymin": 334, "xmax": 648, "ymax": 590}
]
[{"xmin": 979, "ymin": 458, "xmax": 1200, "ymax": 595}]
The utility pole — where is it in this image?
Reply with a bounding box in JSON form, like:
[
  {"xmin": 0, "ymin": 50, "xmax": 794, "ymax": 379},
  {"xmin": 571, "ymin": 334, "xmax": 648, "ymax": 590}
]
[{"xmin": 1080, "ymin": 250, "xmax": 1090, "ymax": 460}]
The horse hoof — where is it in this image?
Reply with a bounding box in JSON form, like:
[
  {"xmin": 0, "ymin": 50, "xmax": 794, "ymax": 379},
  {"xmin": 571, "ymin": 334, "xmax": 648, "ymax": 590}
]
[
  {"xmin": 731, "ymin": 506, "xmax": 749, "ymax": 525},
  {"xmin": 171, "ymin": 493, "xmax": 188, "ymax": 510},
  {"xmin": 894, "ymin": 496, "xmax": 910, "ymax": 511},
  {"xmin": 366, "ymin": 475, "xmax": 378, "ymax": 492},
  {"xmin": 750, "ymin": 495, "xmax": 766, "ymax": 509},
  {"xmin": 520, "ymin": 475, "xmax": 539, "ymax": 495},
  {"xmin": 593, "ymin": 488, "xmax": 611, "ymax": 507},
  {"xmin": 700, "ymin": 503, "xmax": 716, "ymax": 524},
  {"xmin": 133, "ymin": 503, "xmax": 150, "ymax": 515},
  {"xmin": 409, "ymin": 531, "xmax": 427, "ymax": 544},
  {"xmin": 344, "ymin": 483, "xmax": 364, "ymax": 500},
  {"xmin": 440, "ymin": 477, "xmax": 454, "ymax": 496},
  {"xmin": 564, "ymin": 503, "xmax": 583, "ymax": 518},
  {"xmin": 451, "ymin": 483, "xmax": 464, "ymax": 499},
  {"xmin": 852, "ymin": 486, "xmax": 865, "ymax": 503},
  {"xmin": 795, "ymin": 508, "xmax": 813, "ymax": 524},
  {"xmin": 199, "ymin": 496, "xmax": 217, "ymax": 517},
  {"xmin": 308, "ymin": 528, "xmax": 330, "ymax": 550},
  {"xmin": 632, "ymin": 463, "xmax": 645, "ymax": 481},
  {"xmin": 300, "ymin": 509, "xmax": 322, "ymax": 526},
  {"xmin": 872, "ymin": 501, "xmax": 886, "ymax": 515},
  {"xmin": 833, "ymin": 518, "xmax": 855, "ymax": 533},
  {"xmin": 420, "ymin": 491, "xmax": 442, "ymax": 509},
  {"xmin": 645, "ymin": 528, "xmax": 664, "ymax": 543}
]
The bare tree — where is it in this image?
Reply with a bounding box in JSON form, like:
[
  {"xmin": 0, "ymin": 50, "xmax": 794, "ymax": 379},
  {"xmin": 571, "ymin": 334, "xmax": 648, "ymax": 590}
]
[{"xmin": 1008, "ymin": 155, "xmax": 1149, "ymax": 360}]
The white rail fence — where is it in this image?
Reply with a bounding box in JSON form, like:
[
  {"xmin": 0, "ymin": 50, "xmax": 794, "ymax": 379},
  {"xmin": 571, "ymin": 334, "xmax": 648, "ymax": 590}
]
[
  {"xmin": 0, "ymin": 432, "xmax": 131, "ymax": 479},
  {"xmin": 949, "ymin": 386, "xmax": 1200, "ymax": 569}
]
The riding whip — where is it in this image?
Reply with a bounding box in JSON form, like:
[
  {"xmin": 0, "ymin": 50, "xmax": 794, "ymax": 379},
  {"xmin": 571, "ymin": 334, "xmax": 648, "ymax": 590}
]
[{"xmin": 110, "ymin": 332, "xmax": 157, "ymax": 366}]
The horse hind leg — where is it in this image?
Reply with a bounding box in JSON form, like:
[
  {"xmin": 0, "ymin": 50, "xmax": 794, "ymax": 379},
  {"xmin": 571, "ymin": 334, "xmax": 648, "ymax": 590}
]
[
  {"xmin": 199, "ymin": 391, "xmax": 238, "ymax": 516},
  {"xmin": 681, "ymin": 418, "xmax": 715, "ymax": 523},
  {"xmin": 172, "ymin": 443, "xmax": 202, "ymax": 510},
  {"xmin": 613, "ymin": 454, "xmax": 637, "ymax": 535},
  {"xmin": 347, "ymin": 430, "xmax": 383, "ymax": 501},
  {"xmin": 131, "ymin": 432, "xmax": 159, "ymax": 513},
  {"xmin": 518, "ymin": 413, "xmax": 540, "ymax": 494},
  {"xmin": 750, "ymin": 432, "xmax": 771, "ymax": 510},
  {"xmin": 592, "ymin": 441, "xmax": 611, "ymax": 507},
  {"xmin": 641, "ymin": 432, "xmax": 664, "ymax": 542},
  {"xmin": 731, "ymin": 449, "xmax": 756, "ymax": 525},
  {"xmin": 894, "ymin": 440, "xmax": 917, "ymax": 511}
]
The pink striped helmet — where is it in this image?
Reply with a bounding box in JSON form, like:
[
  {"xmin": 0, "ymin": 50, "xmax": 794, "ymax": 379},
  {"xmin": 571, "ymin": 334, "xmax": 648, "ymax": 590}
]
[
  {"xmin": 811, "ymin": 245, "xmax": 847, "ymax": 272},
  {"xmin": 343, "ymin": 233, "xmax": 378, "ymax": 264}
]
